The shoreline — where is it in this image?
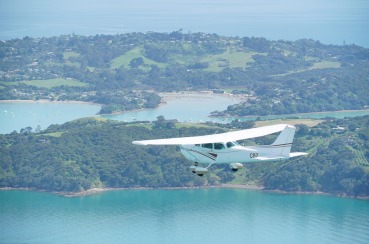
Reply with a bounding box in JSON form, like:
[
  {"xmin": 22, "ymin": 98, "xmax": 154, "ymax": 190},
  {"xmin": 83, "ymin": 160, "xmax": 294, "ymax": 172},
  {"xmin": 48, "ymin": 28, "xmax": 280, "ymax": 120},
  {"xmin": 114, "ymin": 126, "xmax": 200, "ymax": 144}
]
[
  {"xmin": 158, "ymin": 91, "xmax": 245, "ymax": 104},
  {"xmin": 98, "ymin": 91, "xmax": 244, "ymax": 116},
  {"xmin": 2, "ymin": 185, "xmax": 368, "ymax": 200},
  {"xmin": 0, "ymin": 99, "xmax": 99, "ymax": 106},
  {"xmin": 2, "ymin": 96, "xmax": 368, "ymax": 119},
  {"xmin": 211, "ymin": 108, "xmax": 369, "ymax": 119}
]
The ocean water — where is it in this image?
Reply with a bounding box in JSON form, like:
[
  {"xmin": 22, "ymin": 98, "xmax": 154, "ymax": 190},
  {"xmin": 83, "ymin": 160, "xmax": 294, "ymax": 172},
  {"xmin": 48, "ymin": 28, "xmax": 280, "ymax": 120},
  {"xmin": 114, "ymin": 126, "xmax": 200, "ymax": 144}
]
[
  {"xmin": 1, "ymin": 189, "xmax": 368, "ymax": 243},
  {"xmin": 1, "ymin": 0, "xmax": 368, "ymax": 47}
]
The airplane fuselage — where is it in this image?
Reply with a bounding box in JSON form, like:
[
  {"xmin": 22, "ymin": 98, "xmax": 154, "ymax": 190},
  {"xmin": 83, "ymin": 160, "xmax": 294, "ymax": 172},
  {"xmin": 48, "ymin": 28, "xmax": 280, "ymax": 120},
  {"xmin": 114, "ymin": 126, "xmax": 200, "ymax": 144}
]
[
  {"xmin": 180, "ymin": 142, "xmax": 285, "ymax": 165},
  {"xmin": 133, "ymin": 124, "xmax": 307, "ymax": 176}
]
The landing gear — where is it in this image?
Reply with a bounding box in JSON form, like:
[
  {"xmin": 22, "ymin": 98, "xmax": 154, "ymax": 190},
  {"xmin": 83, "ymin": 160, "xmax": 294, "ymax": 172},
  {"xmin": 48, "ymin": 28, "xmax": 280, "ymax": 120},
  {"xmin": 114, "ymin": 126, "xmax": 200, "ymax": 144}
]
[
  {"xmin": 230, "ymin": 163, "xmax": 243, "ymax": 172},
  {"xmin": 190, "ymin": 162, "xmax": 212, "ymax": 176},
  {"xmin": 194, "ymin": 167, "xmax": 208, "ymax": 176},
  {"xmin": 190, "ymin": 162, "xmax": 199, "ymax": 173}
]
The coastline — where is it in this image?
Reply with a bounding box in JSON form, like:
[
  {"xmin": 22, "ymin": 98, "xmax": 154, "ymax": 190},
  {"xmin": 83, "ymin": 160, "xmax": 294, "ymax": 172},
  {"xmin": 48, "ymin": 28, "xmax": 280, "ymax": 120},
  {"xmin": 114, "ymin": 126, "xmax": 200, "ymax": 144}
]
[
  {"xmin": 0, "ymin": 185, "xmax": 261, "ymax": 197},
  {"xmin": 98, "ymin": 91, "xmax": 244, "ymax": 116},
  {"xmin": 211, "ymin": 108, "xmax": 369, "ymax": 119},
  {"xmin": 0, "ymin": 99, "xmax": 99, "ymax": 106},
  {"xmin": 2, "ymin": 96, "xmax": 368, "ymax": 119},
  {"xmin": 2, "ymin": 185, "xmax": 368, "ymax": 200},
  {"xmin": 158, "ymin": 91, "xmax": 245, "ymax": 104}
]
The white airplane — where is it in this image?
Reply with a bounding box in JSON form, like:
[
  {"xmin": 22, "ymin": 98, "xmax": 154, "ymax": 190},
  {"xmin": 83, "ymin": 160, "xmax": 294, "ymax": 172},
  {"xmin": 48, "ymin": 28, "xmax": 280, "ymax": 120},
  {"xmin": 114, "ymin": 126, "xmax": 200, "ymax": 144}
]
[{"xmin": 132, "ymin": 124, "xmax": 308, "ymax": 176}]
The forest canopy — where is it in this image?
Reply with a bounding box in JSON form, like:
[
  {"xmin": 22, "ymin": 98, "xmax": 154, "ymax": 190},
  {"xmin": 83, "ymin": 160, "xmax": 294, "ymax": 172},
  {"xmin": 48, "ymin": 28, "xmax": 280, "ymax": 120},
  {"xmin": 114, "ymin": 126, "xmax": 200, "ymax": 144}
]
[{"xmin": 0, "ymin": 116, "xmax": 368, "ymax": 197}]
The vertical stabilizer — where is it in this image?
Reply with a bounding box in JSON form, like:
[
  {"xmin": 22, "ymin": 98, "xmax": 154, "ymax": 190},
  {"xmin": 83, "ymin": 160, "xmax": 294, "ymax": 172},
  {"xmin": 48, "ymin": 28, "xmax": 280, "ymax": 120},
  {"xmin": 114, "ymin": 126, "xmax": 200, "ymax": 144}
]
[{"xmin": 271, "ymin": 125, "xmax": 296, "ymax": 158}]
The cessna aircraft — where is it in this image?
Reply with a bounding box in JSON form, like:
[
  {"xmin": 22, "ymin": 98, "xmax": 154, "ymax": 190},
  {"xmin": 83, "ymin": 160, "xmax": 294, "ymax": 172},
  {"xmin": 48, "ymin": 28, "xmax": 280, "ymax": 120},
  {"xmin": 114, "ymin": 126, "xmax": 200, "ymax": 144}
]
[{"xmin": 133, "ymin": 124, "xmax": 307, "ymax": 176}]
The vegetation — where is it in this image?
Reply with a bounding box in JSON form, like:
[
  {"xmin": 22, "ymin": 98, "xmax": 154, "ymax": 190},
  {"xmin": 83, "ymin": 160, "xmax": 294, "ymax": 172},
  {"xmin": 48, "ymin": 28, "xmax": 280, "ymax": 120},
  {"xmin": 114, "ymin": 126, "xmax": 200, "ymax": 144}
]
[
  {"xmin": 22, "ymin": 78, "xmax": 87, "ymax": 88},
  {"xmin": 1, "ymin": 31, "xmax": 368, "ymax": 198},
  {"xmin": 1, "ymin": 32, "xmax": 368, "ymax": 115},
  {"xmin": 0, "ymin": 116, "xmax": 368, "ymax": 197}
]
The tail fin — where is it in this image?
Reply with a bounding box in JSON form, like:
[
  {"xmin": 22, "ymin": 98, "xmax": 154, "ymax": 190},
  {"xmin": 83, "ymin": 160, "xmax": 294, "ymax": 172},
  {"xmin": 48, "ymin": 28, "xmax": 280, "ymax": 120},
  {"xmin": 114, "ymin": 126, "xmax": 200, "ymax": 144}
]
[
  {"xmin": 271, "ymin": 125, "xmax": 296, "ymax": 158},
  {"xmin": 252, "ymin": 125, "xmax": 308, "ymax": 161}
]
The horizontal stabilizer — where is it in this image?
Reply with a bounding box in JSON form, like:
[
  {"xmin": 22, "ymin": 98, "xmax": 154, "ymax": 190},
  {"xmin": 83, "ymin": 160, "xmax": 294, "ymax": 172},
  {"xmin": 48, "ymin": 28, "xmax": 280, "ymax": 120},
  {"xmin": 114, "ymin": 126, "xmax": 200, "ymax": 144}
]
[
  {"xmin": 256, "ymin": 152, "xmax": 308, "ymax": 161},
  {"xmin": 255, "ymin": 156, "xmax": 286, "ymax": 161},
  {"xmin": 290, "ymin": 152, "xmax": 308, "ymax": 157}
]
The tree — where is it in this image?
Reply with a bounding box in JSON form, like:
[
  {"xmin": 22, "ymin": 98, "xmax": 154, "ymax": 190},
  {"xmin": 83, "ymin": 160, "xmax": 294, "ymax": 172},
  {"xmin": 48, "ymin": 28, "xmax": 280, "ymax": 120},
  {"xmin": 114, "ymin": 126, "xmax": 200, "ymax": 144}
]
[
  {"xmin": 129, "ymin": 57, "xmax": 144, "ymax": 68},
  {"xmin": 153, "ymin": 115, "xmax": 176, "ymax": 129}
]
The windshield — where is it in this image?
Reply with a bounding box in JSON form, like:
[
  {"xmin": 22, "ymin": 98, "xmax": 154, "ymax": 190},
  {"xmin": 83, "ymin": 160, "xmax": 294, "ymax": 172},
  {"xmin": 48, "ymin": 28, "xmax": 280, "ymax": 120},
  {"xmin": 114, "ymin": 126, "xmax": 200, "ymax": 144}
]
[{"xmin": 226, "ymin": 141, "xmax": 238, "ymax": 148}]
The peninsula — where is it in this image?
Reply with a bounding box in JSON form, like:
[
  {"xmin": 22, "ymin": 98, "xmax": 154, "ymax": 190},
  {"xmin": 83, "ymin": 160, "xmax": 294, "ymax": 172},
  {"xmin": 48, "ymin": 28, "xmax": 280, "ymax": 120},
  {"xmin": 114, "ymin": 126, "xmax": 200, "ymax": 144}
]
[{"xmin": 1, "ymin": 32, "xmax": 368, "ymax": 117}]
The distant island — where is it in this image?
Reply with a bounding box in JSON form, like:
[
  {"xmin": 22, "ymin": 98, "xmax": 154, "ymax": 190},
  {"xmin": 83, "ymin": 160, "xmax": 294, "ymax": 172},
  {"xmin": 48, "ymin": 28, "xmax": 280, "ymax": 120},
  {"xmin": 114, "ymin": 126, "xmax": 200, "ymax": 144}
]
[{"xmin": 1, "ymin": 31, "xmax": 368, "ymax": 116}]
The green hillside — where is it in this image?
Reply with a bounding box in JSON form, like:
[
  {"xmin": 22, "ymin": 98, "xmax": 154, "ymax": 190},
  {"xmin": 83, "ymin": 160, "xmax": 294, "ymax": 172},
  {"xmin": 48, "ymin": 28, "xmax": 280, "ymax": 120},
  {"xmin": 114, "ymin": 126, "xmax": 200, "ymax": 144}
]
[
  {"xmin": 1, "ymin": 32, "xmax": 368, "ymax": 116},
  {"xmin": 22, "ymin": 78, "xmax": 87, "ymax": 88},
  {"xmin": 111, "ymin": 46, "xmax": 166, "ymax": 70},
  {"xmin": 1, "ymin": 116, "xmax": 368, "ymax": 197}
]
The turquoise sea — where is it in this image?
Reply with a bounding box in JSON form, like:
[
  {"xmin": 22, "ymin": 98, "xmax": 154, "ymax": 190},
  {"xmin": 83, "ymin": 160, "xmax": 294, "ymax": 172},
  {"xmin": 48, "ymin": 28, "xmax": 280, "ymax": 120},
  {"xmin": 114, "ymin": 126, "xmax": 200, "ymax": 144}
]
[{"xmin": 1, "ymin": 189, "xmax": 368, "ymax": 243}]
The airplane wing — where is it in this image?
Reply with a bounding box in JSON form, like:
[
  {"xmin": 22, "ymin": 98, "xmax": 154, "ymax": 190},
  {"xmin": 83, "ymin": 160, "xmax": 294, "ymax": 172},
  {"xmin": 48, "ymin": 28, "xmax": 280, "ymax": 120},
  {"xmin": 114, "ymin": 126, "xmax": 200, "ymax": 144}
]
[{"xmin": 132, "ymin": 124, "xmax": 289, "ymax": 146}]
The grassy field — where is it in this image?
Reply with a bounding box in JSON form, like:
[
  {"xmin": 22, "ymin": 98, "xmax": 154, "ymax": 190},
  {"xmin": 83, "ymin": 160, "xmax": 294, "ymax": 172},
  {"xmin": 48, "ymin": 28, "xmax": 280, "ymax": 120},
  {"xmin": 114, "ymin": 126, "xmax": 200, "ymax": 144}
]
[
  {"xmin": 111, "ymin": 46, "xmax": 264, "ymax": 72},
  {"xmin": 110, "ymin": 46, "xmax": 340, "ymax": 75},
  {"xmin": 0, "ymin": 81, "xmax": 18, "ymax": 87},
  {"xmin": 42, "ymin": 132, "xmax": 64, "ymax": 137},
  {"xmin": 254, "ymin": 118, "xmax": 323, "ymax": 127},
  {"xmin": 63, "ymin": 51, "xmax": 80, "ymax": 59},
  {"xmin": 22, "ymin": 78, "xmax": 87, "ymax": 88},
  {"xmin": 273, "ymin": 61, "xmax": 341, "ymax": 77},
  {"xmin": 310, "ymin": 61, "xmax": 341, "ymax": 69},
  {"xmin": 202, "ymin": 49, "xmax": 262, "ymax": 72},
  {"xmin": 110, "ymin": 46, "xmax": 166, "ymax": 70}
]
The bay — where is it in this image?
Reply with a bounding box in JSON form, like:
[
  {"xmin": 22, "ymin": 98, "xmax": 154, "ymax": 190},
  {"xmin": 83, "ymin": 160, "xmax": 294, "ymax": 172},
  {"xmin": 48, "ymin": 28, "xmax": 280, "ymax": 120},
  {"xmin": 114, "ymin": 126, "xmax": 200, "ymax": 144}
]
[
  {"xmin": 0, "ymin": 101, "xmax": 101, "ymax": 134},
  {"xmin": 100, "ymin": 93, "xmax": 238, "ymax": 123},
  {"xmin": 2, "ymin": 96, "xmax": 369, "ymax": 134},
  {"xmin": 1, "ymin": 189, "xmax": 368, "ymax": 243},
  {"xmin": 0, "ymin": 94, "xmax": 237, "ymax": 134}
]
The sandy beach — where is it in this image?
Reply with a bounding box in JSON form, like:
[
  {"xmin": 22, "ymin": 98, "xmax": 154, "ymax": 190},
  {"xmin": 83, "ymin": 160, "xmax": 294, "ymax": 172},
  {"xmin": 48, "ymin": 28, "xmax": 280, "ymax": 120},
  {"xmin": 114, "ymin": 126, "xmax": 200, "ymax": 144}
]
[
  {"xmin": 3, "ymin": 184, "xmax": 368, "ymax": 200},
  {"xmin": 0, "ymin": 184, "xmax": 263, "ymax": 197}
]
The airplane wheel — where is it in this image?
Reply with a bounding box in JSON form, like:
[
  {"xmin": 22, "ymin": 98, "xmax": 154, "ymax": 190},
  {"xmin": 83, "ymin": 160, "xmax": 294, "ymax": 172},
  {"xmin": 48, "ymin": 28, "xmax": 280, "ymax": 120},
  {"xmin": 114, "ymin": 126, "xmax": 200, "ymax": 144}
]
[
  {"xmin": 231, "ymin": 168, "xmax": 238, "ymax": 172},
  {"xmin": 197, "ymin": 174, "xmax": 204, "ymax": 177}
]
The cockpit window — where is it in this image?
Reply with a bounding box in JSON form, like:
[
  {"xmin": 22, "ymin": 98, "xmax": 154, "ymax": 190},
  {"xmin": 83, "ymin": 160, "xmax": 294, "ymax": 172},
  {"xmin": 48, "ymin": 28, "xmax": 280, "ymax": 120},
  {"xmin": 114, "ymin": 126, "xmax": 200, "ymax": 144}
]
[
  {"xmin": 214, "ymin": 143, "xmax": 225, "ymax": 150},
  {"xmin": 202, "ymin": 143, "xmax": 213, "ymax": 149},
  {"xmin": 226, "ymin": 142, "xmax": 237, "ymax": 148}
]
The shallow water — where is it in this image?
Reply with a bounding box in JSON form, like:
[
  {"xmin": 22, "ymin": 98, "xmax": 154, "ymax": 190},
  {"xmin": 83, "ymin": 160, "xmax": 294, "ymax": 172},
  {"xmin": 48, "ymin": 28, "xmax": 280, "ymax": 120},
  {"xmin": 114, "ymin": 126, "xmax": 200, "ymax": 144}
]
[{"xmin": 1, "ymin": 189, "xmax": 368, "ymax": 243}]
